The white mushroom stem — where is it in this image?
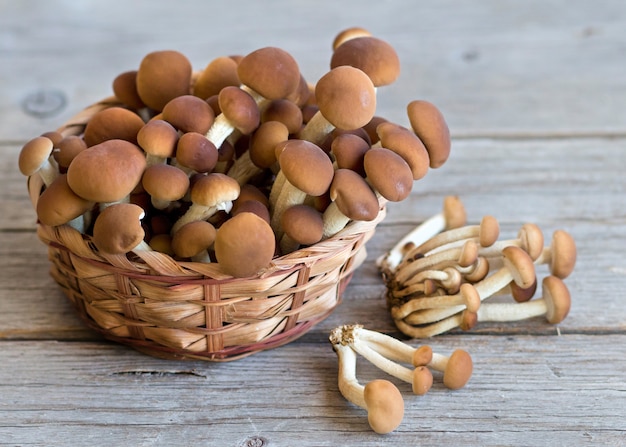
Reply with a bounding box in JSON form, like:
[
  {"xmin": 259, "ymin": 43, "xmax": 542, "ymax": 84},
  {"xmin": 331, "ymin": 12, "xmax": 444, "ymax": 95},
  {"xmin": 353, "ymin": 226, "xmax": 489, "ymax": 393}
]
[
  {"xmin": 270, "ymin": 180, "xmax": 307, "ymax": 236},
  {"xmin": 298, "ymin": 111, "xmax": 335, "ymax": 146},
  {"xmin": 391, "ymin": 283, "xmax": 481, "ymax": 318},
  {"xmin": 171, "ymin": 202, "xmax": 230, "ymax": 234},
  {"xmin": 226, "ymin": 151, "xmax": 263, "ymax": 186},
  {"xmin": 321, "ymin": 201, "xmax": 351, "ymax": 238},
  {"xmin": 331, "ymin": 339, "xmax": 366, "ymax": 408},
  {"xmin": 352, "ymin": 326, "xmax": 422, "ymax": 365},
  {"xmin": 377, "ymin": 196, "xmax": 466, "ymax": 273}
]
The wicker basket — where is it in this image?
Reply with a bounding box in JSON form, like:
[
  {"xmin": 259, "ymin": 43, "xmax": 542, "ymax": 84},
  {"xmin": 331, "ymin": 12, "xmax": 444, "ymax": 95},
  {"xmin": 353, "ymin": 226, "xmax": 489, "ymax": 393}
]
[{"xmin": 27, "ymin": 97, "xmax": 386, "ymax": 361}]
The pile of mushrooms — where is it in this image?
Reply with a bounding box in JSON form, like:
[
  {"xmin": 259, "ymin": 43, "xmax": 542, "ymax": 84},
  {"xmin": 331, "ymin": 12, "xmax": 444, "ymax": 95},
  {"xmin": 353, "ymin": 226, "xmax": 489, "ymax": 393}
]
[
  {"xmin": 329, "ymin": 324, "xmax": 473, "ymax": 434},
  {"xmin": 377, "ymin": 196, "xmax": 577, "ymax": 337},
  {"xmin": 19, "ymin": 27, "xmax": 452, "ymax": 278}
]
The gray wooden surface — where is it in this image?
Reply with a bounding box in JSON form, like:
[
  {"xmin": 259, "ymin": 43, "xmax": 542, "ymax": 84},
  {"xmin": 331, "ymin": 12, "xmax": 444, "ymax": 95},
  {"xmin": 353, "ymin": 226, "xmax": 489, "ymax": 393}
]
[{"xmin": 1, "ymin": 1, "xmax": 625, "ymax": 446}]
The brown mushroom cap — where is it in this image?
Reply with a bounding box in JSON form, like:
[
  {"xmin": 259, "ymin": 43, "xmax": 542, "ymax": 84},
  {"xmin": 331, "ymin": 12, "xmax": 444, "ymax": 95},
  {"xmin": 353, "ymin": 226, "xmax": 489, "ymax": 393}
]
[
  {"xmin": 407, "ymin": 100, "xmax": 451, "ymax": 168},
  {"xmin": 171, "ymin": 220, "xmax": 217, "ymax": 259},
  {"xmin": 193, "ymin": 56, "xmax": 241, "ymax": 100},
  {"xmin": 232, "ymin": 199, "xmax": 271, "ymax": 224},
  {"xmin": 92, "ymin": 203, "xmax": 146, "ymax": 254},
  {"xmin": 363, "ymin": 147, "xmax": 413, "ymax": 202},
  {"xmin": 330, "ymin": 36, "xmax": 401, "ymax": 87},
  {"xmin": 502, "ymin": 246, "xmax": 536, "ymax": 289},
  {"xmin": 36, "ymin": 174, "xmax": 94, "ymax": 227},
  {"xmin": 510, "ymin": 278, "xmax": 538, "ymax": 303},
  {"xmin": 278, "ymin": 139, "xmax": 334, "ymax": 196},
  {"xmin": 412, "ymin": 345, "xmax": 434, "ymax": 366},
  {"xmin": 542, "ymin": 275, "xmax": 571, "ymax": 324},
  {"xmin": 112, "ymin": 70, "xmax": 145, "ymax": 110},
  {"xmin": 249, "ymin": 120, "xmax": 289, "ymax": 169},
  {"xmin": 18, "ymin": 136, "xmax": 54, "ymax": 176},
  {"xmin": 549, "ymin": 230, "xmax": 577, "ymax": 279},
  {"xmin": 377, "ymin": 122, "xmax": 430, "ymax": 180},
  {"xmin": 442, "ymin": 349, "xmax": 473, "ymax": 390},
  {"xmin": 218, "ymin": 86, "xmax": 261, "ymax": 135},
  {"xmin": 141, "ymin": 164, "xmax": 190, "ymax": 206},
  {"xmin": 136, "ymin": 50, "xmax": 192, "ymax": 111},
  {"xmin": 331, "ymin": 133, "xmax": 370, "ymax": 176},
  {"xmin": 67, "ymin": 139, "xmax": 147, "ymax": 203},
  {"xmin": 332, "ymin": 26, "xmax": 372, "ymax": 50},
  {"xmin": 315, "ymin": 66, "xmax": 376, "ymax": 130},
  {"xmin": 175, "ymin": 132, "xmax": 219, "ymax": 174},
  {"xmin": 261, "ymin": 99, "xmax": 303, "ymax": 134},
  {"xmin": 517, "ymin": 223, "xmax": 545, "ymax": 261},
  {"xmin": 363, "ymin": 379, "xmax": 404, "ymax": 434},
  {"xmin": 137, "ymin": 119, "xmax": 179, "ymax": 160},
  {"xmin": 329, "ymin": 169, "xmax": 379, "ymax": 221},
  {"xmin": 237, "ymin": 47, "xmax": 300, "ymax": 100},
  {"xmin": 412, "ymin": 366, "xmax": 434, "ymax": 396},
  {"xmin": 280, "ymin": 204, "xmax": 324, "ymax": 245},
  {"xmin": 214, "ymin": 211, "xmax": 276, "ymax": 278},
  {"xmin": 53, "ymin": 135, "xmax": 87, "ymax": 170},
  {"xmin": 83, "ymin": 107, "xmax": 145, "ymax": 147},
  {"xmin": 162, "ymin": 95, "xmax": 215, "ymax": 134},
  {"xmin": 190, "ymin": 173, "xmax": 240, "ymax": 208}
]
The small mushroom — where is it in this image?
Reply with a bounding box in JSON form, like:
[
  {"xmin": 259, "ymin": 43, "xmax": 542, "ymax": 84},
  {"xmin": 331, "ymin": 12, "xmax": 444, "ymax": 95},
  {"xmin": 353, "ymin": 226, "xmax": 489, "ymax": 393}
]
[
  {"xmin": 269, "ymin": 139, "xmax": 334, "ymax": 238},
  {"xmin": 376, "ymin": 122, "xmax": 430, "ymax": 181},
  {"xmin": 135, "ymin": 50, "xmax": 193, "ymax": 111},
  {"xmin": 363, "ymin": 147, "xmax": 414, "ymax": 202},
  {"xmin": 170, "ymin": 173, "xmax": 240, "ymax": 234},
  {"xmin": 66, "ymin": 139, "xmax": 147, "ymax": 208},
  {"xmin": 136, "ymin": 119, "xmax": 179, "ymax": 166},
  {"xmin": 329, "ymin": 333, "xmax": 404, "ymax": 434},
  {"xmin": 261, "ymin": 98, "xmax": 303, "ymax": 135},
  {"xmin": 377, "ymin": 196, "xmax": 466, "ymax": 273},
  {"xmin": 82, "ymin": 106, "xmax": 145, "ymax": 147},
  {"xmin": 330, "ymin": 132, "xmax": 371, "ymax": 176},
  {"xmin": 476, "ymin": 275, "xmax": 571, "ymax": 324},
  {"xmin": 141, "ymin": 163, "xmax": 189, "ymax": 210},
  {"xmin": 213, "ymin": 211, "xmax": 276, "ymax": 278},
  {"xmin": 192, "ymin": 56, "xmax": 241, "ymax": 101},
  {"xmin": 279, "ymin": 204, "xmax": 324, "ymax": 254},
  {"xmin": 92, "ymin": 203, "xmax": 151, "ymax": 255},
  {"xmin": 162, "ymin": 94, "xmax": 215, "ymax": 134},
  {"xmin": 236, "ymin": 46, "xmax": 301, "ymax": 101},
  {"xmin": 406, "ymin": 100, "xmax": 451, "ymax": 168},
  {"xmin": 321, "ymin": 168, "xmax": 380, "ymax": 238},
  {"xmin": 171, "ymin": 220, "xmax": 217, "ymax": 263},
  {"xmin": 299, "ymin": 66, "xmax": 376, "ymax": 145},
  {"xmin": 533, "ymin": 230, "xmax": 577, "ymax": 279},
  {"xmin": 35, "ymin": 174, "xmax": 94, "ymax": 232},
  {"xmin": 428, "ymin": 349, "xmax": 473, "ymax": 390},
  {"xmin": 205, "ymin": 85, "xmax": 261, "ymax": 149},
  {"xmin": 18, "ymin": 136, "xmax": 58, "ymax": 186},
  {"xmin": 174, "ymin": 132, "xmax": 219, "ymax": 175},
  {"xmin": 52, "ymin": 135, "xmax": 87, "ymax": 171}
]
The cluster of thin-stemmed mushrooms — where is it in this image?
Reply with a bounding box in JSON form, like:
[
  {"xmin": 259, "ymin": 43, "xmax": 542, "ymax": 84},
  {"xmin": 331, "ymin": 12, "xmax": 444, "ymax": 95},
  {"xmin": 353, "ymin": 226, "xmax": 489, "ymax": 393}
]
[
  {"xmin": 19, "ymin": 26, "xmax": 451, "ymax": 278},
  {"xmin": 377, "ymin": 196, "xmax": 577, "ymax": 337},
  {"xmin": 329, "ymin": 324, "xmax": 472, "ymax": 434}
]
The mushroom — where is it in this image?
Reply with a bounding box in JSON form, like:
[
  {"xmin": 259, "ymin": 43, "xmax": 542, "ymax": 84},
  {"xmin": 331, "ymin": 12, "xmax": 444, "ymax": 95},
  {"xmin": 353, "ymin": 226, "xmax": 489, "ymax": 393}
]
[
  {"xmin": 192, "ymin": 56, "xmax": 240, "ymax": 101},
  {"xmin": 332, "ymin": 27, "xmax": 372, "ymax": 50},
  {"xmin": 162, "ymin": 94, "xmax": 215, "ymax": 134},
  {"xmin": 406, "ymin": 100, "xmax": 451, "ymax": 168},
  {"xmin": 171, "ymin": 220, "xmax": 217, "ymax": 263},
  {"xmin": 112, "ymin": 70, "xmax": 151, "ymax": 121},
  {"xmin": 391, "ymin": 283, "xmax": 481, "ymax": 318},
  {"xmin": 135, "ymin": 50, "xmax": 193, "ymax": 111},
  {"xmin": 66, "ymin": 139, "xmax": 147, "ymax": 208},
  {"xmin": 141, "ymin": 163, "xmax": 189, "ymax": 210},
  {"xmin": 377, "ymin": 196, "xmax": 467, "ymax": 274},
  {"xmin": 475, "ymin": 275, "xmax": 571, "ymax": 324},
  {"xmin": 428, "ymin": 349, "xmax": 473, "ymax": 390},
  {"xmin": 330, "ymin": 132, "xmax": 371, "ymax": 176},
  {"xmin": 363, "ymin": 147, "xmax": 414, "ymax": 202},
  {"xmin": 261, "ymin": 99, "xmax": 303, "ymax": 135},
  {"xmin": 205, "ymin": 85, "xmax": 261, "ymax": 149},
  {"xmin": 35, "ymin": 174, "xmax": 94, "ymax": 232},
  {"xmin": 170, "ymin": 173, "xmax": 240, "ymax": 234},
  {"xmin": 298, "ymin": 66, "xmax": 376, "ymax": 145},
  {"xmin": 329, "ymin": 331, "xmax": 404, "ymax": 434},
  {"xmin": 269, "ymin": 139, "xmax": 334, "ymax": 238},
  {"xmin": 321, "ymin": 168, "xmax": 380, "ymax": 238},
  {"xmin": 392, "ymin": 267, "xmax": 463, "ymax": 297},
  {"xmin": 330, "ymin": 35, "xmax": 401, "ymax": 88},
  {"xmin": 136, "ymin": 119, "xmax": 179, "ymax": 166},
  {"xmin": 174, "ymin": 131, "xmax": 219, "ymax": 175},
  {"xmin": 213, "ymin": 211, "xmax": 276, "ymax": 278},
  {"xmin": 376, "ymin": 122, "xmax": 430, "ymax": 181},
  {"xmin": 18, "ymin": 136, "xmax": 58, "ymax": 186},
  {"xmin": 279, "ymin": 204, "xmax": 324, "ymax": 254},
  {"xmin": 52, "ymin": 135, "xmax": 87, "ymax": 171},
  {"xmin": 82, "ymin": 106, "xmax": 145, "ymax": 147},
  {"xmin": 92, "ymin": 203, "xmax": 151, "ymax": 255},
  {"xmin": 533, "ymin": 230, "xmax": 577, "ymax": 279}
]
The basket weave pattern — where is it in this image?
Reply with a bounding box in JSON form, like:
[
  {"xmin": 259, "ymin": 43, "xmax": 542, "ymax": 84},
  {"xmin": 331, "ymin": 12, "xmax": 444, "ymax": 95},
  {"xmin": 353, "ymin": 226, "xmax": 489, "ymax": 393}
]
[{"xmin": 29, "ymin": 98, "xmax": 386, "ymax": 361}]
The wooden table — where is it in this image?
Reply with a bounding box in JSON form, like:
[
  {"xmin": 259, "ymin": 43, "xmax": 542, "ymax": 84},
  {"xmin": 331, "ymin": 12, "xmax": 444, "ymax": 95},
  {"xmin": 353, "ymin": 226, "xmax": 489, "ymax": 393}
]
[{"xmin": 2, "ymin": 1, "xmax": 625, "ymax": 445}]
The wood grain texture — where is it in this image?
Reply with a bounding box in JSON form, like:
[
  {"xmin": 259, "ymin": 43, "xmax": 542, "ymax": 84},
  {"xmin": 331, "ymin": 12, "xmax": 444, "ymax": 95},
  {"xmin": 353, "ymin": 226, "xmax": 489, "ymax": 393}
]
[{"xmin": 1, "ymin": 0, "xmax": 625, "ymax": 445}]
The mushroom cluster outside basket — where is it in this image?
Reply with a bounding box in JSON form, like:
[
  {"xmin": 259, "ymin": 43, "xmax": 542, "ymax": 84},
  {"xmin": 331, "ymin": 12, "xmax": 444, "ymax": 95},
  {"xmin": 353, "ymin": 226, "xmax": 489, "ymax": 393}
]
[{"xmin": 28, "ymin": 98, "xmax": 386, "ymax": 361}]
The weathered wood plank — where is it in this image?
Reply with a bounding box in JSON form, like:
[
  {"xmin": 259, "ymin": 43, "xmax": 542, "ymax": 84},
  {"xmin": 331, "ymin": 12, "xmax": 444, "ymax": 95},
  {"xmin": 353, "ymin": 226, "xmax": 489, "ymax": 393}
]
[
  {"xmin": 0, "ymin": 335, "xmax": 624, "ymax": 446},
  {"xmin": 2, "ymin": 0, "xmax": 626, "ymax": 140}
]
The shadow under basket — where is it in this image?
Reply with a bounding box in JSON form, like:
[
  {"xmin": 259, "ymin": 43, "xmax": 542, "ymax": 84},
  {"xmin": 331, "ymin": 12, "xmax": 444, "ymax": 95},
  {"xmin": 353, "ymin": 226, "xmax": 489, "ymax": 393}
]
[{"xmin": 26, "ymin": 97, "xmax": 386, "ymax": 361}]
